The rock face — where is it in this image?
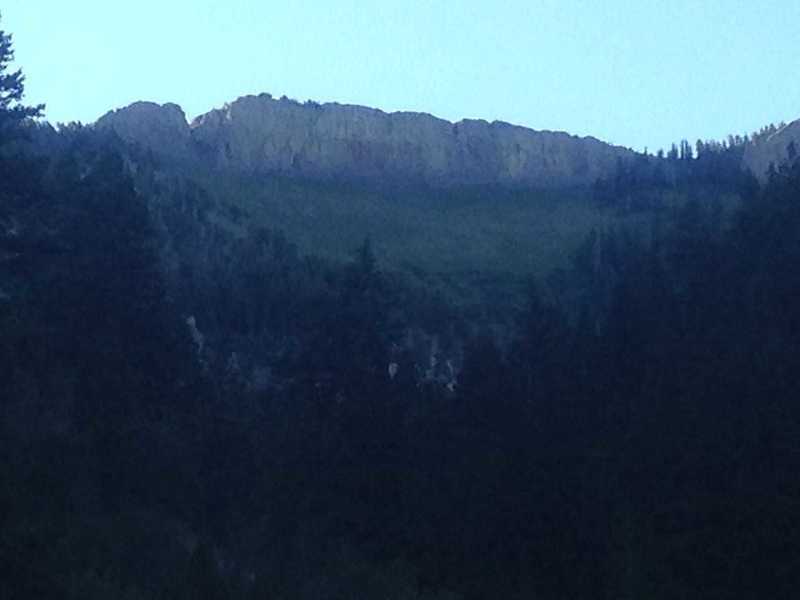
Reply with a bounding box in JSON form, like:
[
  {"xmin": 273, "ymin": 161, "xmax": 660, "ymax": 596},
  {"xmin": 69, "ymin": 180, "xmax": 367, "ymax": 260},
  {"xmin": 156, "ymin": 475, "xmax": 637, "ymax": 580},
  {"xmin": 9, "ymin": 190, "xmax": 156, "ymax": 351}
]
[
  {"xmin": 742, "ymin": 119, "xmax": 800, "ymax": 181},
  {"xmin": 97, "ymin": 94, "xmax": 637, "ymax": 188},
  {"xmin": 96, "ymin": 101, "xmax": 193, "ymax": 162}
]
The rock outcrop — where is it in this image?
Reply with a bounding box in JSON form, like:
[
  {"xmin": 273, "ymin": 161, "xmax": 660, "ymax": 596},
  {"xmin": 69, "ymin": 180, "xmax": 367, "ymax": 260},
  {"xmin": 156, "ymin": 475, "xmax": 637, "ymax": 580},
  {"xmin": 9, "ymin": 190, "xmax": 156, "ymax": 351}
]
[
  {"xmin": 97, "ymin": 94, "xmax": 638, "ymax": 188},
  {"xmin": 742, "ymin": 119, "xmax": 800, "ymax": 181},
  {"xmin": 96, "ymin": 101, "xmax": 193, "ymax": 162}
]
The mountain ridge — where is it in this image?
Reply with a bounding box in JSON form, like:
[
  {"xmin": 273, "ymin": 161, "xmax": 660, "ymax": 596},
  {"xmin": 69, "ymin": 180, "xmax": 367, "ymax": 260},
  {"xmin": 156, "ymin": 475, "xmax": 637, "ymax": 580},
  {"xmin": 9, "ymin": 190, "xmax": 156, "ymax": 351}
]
[
  {"xmin": 742, "ymin": 119, "xmax": 800, "ymax": 181},
  {"xmin": 96, "ymin": 93, "xmax": 800, "ymax": 188},
  {"xmin": 97, "ymin": 93, "xmax": 637, "ymax": 188}
]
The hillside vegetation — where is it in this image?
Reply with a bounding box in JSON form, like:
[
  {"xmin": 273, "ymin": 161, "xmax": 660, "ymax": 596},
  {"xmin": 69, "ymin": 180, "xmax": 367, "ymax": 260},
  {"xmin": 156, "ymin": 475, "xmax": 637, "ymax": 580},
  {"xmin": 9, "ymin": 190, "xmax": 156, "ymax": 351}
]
[{"xmin": 3, "ymin": 19, "xmax": 800, "ymax": 600}]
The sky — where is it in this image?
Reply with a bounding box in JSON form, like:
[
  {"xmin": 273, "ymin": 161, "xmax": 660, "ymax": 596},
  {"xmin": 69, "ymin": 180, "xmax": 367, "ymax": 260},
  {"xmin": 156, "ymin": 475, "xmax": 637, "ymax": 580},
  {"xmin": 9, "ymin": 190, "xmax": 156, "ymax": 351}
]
[{"xmin": 3, "ymin": 0, "xmax": 799, "ymax": 152}]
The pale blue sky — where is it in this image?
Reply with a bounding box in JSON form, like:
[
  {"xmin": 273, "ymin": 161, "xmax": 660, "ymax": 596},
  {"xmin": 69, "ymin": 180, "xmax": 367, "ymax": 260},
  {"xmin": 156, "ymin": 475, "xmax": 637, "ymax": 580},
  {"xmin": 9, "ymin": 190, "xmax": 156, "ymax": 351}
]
[{"xmin": 4, "ymin": 0, "xmax": 799, "ymax": 152}]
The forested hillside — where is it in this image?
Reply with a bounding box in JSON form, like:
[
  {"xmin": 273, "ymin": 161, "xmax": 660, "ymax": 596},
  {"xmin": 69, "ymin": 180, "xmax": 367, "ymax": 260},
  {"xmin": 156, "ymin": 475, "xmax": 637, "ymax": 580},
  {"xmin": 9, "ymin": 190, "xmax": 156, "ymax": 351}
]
[{"xmin": 3, "ymin": 19, "xmax": 800, "ymax": 599}]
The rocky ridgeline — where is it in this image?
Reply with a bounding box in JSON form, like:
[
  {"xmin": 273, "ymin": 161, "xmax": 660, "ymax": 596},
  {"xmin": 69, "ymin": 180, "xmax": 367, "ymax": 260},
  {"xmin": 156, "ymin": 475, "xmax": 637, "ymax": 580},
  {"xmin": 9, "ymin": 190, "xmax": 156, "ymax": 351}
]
[
  {"xmin": 96, "ymin": 94, "xmax": 800, "ymax": 186},
  {"xmin": 742, "ymin": 119, "xmax": 800, "ymax": 181},
  {"xmin": 97, "ymin": 94, "xmax": 636, "ymax": 188}
]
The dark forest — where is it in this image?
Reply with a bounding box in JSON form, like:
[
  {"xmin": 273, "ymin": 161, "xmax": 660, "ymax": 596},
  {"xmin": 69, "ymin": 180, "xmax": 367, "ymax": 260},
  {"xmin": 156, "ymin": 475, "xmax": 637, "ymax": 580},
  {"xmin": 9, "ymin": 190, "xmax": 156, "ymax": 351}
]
[{"xmin": 2, "ymin": 20, "xmax": 800, "ymax": 600}]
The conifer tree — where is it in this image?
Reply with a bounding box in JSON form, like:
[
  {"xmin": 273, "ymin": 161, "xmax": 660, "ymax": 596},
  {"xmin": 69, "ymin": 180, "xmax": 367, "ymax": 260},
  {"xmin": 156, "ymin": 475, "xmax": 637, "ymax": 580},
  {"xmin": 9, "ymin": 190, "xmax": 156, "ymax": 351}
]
[{"xmin": 0, "ymin": 14, "xmax": 43, "ymax": 143}]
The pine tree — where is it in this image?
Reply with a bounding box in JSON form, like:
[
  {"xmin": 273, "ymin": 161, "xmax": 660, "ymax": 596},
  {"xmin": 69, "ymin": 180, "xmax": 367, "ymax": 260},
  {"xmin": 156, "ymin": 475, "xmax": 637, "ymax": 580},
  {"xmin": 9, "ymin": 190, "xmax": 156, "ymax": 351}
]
[
  {"xmin": 0, "ymin": 14, "xmax": 44, "ymax": 227},
  {"xmin": 0, "ymin": 14, "xmax": 43, "ymax": 143}
]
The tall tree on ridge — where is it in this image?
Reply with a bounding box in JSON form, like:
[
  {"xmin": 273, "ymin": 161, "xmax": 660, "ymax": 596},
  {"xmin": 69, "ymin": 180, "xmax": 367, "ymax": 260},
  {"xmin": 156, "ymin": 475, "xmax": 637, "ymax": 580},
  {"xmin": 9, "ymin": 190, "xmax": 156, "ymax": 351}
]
[{"xmin": 0, "ymin": 13, "xmax": 43, "ymax": 144}]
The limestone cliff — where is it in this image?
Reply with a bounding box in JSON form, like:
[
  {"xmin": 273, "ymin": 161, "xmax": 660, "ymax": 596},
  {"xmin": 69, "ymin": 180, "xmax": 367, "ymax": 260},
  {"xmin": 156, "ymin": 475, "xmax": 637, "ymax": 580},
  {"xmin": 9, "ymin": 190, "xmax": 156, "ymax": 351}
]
[
  {"xmin": 97, "ymin": 94, "xmax": 638, "ymax": 188},
  {"xmin": 96, "ymin": 101, "xmax": 193, "ymax": 162}
]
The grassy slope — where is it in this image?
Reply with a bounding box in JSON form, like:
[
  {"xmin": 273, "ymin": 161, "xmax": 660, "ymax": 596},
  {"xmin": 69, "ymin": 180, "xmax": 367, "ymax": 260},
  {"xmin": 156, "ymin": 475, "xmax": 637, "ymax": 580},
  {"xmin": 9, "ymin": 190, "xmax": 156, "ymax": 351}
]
[
  {"xmin": 174, "ymin": 167, "xmax": 741, "ymax": 322},
  {"xmin": 192, "ymin": 171, "xmax": 647, "ymax": 274}
]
